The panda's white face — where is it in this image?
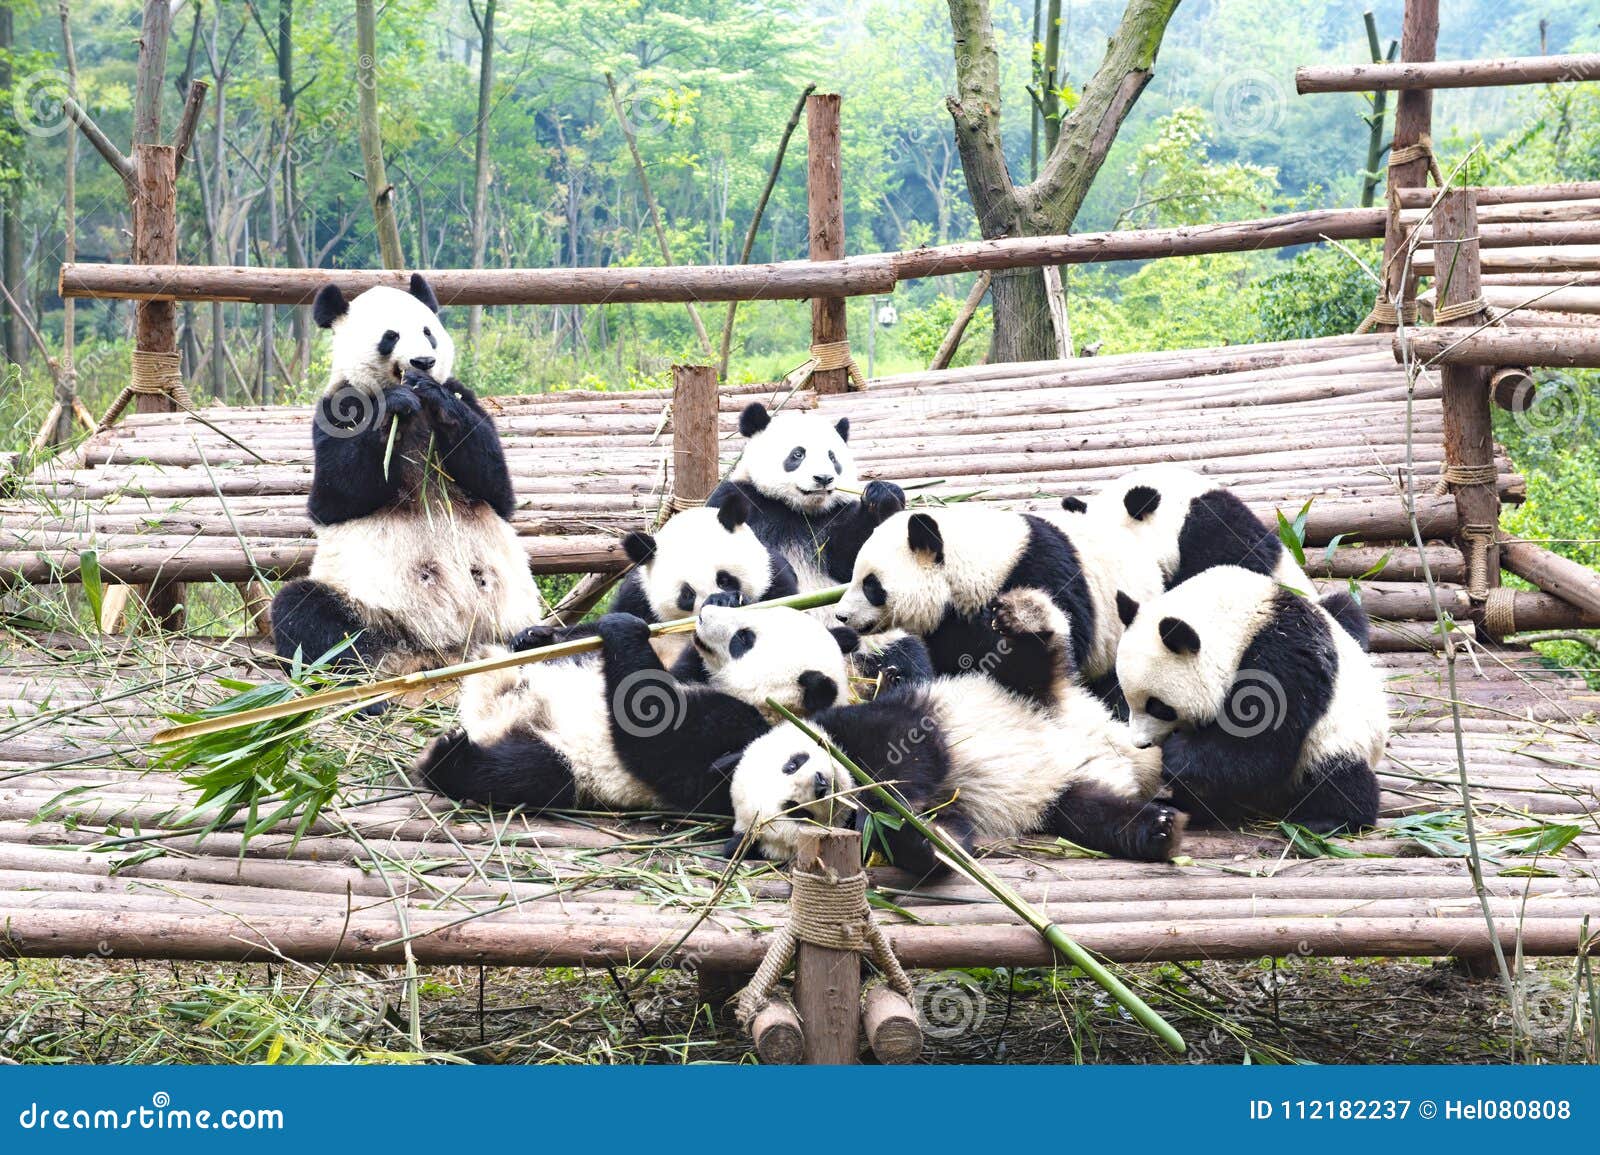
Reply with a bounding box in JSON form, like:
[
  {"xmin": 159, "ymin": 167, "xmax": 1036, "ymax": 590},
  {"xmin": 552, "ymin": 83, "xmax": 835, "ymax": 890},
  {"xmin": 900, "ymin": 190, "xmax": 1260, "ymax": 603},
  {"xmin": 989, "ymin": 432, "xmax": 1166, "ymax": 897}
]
[
  {"xmin": 693, "ymin": 604, "xmax": 853, "ymax": 718},
  {"xmin": 1115, "ymin": 566, "xmax": 1275, "ymax": 748},
  {"xmin": 731, "ymin": 404, "xmax": 856, "ymax": 514},
  {"xmin": 1083, "ymin": 465, "xmax": 1213, "ymax": 582},
  {"xmin": 728, "ymin": 725, "xmax": 851, "ymax": 862},
  {"xmin": 625, "ymin": 501, "xmax": 775, "ymax": 621},
  {"xmin": 836, "ymin": 509, "xmax": 1030, "ymax": 635},
  {"xmin": 317, "ymin": 278, "xmax": 456, "ymax": 392}
]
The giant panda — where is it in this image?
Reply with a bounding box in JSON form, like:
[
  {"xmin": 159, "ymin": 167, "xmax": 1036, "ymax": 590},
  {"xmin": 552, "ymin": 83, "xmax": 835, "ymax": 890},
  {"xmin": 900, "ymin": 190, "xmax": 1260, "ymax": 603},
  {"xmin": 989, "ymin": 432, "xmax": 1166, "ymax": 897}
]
[
  {"xmin": 412, "ymin": 603, "xmax": 856, "ymax": 817},
  {"xmin": 1060, "ymin": 465, "xmax": 1312, "ymax": 595},
  {"xmin": 1115, "ymin": 565, "xmax": 1388, "ymax": 834},
  {"xmin": 708, "ymin": 402, "xmax": 905, "ymax": 591},
  {"xmin": 832, "ymin": 506, "xmax": 1136, "ymax": 704},
  {"xmin": 726, "ymin": 588, "xmax": 1178, "ymax": 873},
  {"xmin": 270, "ymin": 275, "xmax": 544, "ymax": 674}
]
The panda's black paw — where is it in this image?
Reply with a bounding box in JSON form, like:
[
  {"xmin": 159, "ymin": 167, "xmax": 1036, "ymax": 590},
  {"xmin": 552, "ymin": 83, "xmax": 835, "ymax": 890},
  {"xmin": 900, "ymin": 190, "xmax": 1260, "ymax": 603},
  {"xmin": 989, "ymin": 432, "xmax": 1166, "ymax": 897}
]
[
  {"xmin": 861, "ymin": 480, "xmax": 906, "ymax": 525},
  {"xmin": 508, "ymin": 625, "xmax": 557, "ymax": 652},
  {"xmin": 381, "ymin": 384, "xmax": 423, "ymax": 419},
  {"xmin": 594, "ymin": 612, "xmax": 653, "ymax": 647},
  {"xmin": 406, "ymin": 373, "xmax": 463, "ymax": 424},
  {"xmin": 1127, "ymin": 800, "xmax": 1187, "ymax": 861},
  {"xmin": 701, "ymin": 590, "xmax": 746, "ymax": 610}
]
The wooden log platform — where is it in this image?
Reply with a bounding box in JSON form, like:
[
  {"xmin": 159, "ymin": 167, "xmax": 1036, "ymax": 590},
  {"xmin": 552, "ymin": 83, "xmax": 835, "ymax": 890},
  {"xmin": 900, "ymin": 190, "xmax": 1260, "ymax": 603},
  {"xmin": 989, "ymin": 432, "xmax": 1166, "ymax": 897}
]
[{"xmin": 1, "ymin": 330, "xmax": 1598, "ymax": 975}]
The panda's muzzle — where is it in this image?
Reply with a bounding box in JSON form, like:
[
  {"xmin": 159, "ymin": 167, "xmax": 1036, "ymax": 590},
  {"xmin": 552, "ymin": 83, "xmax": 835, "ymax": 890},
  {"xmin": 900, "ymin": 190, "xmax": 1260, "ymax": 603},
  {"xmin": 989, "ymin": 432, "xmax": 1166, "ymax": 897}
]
[{"xmin": 409, "ymin": 355, "xmax": 437, "ymax": 376}]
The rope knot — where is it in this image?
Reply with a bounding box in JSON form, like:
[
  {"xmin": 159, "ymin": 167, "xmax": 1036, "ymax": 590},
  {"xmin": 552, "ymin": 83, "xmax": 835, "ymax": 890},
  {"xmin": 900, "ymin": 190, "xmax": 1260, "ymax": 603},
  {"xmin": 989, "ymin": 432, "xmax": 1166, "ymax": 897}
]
[{"xmin": 783, "ymin": 342, "xmax": 868, "ymax": 392}]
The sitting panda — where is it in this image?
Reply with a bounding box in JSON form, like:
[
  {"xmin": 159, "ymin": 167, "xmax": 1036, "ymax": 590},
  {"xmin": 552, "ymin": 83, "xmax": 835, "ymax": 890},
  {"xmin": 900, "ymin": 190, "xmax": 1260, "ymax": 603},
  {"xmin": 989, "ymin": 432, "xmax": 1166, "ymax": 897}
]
[
  {"xmin": 832, "ymin": 506, "xmax": 1135, "ymax": 704},
  {"xmin": 708, "ymin": 402, "xmax": 906, "ymax": 591},
  {"xmin": 412, "ymin": 604, "xmax": 857, "ymax": 817},
  {"xmin": 609, "ymin": 490, "xmax": 798, "ymax": 624},
  {"xmin": 270, "ymin": 275, "xmax": 544, "ymax": 674},
  {"xmin": 1061, "ymin": 465, "xmax": 1312, "ymax": 595},
  {"xmin": 726, "ymin": 589, "xmax": 1178, "ymax": 874},
  {"xmin": 1115, "ymin": 565, "xmax": 1388, "ymax": 834}
]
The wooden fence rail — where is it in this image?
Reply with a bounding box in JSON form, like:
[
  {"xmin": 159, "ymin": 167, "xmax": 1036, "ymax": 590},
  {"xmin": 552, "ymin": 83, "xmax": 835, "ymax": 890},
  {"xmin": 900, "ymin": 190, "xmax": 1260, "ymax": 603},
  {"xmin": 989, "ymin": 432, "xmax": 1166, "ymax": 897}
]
[{"xmin": 1296, "ymin": 52, "xmax": 1600, "ymax": 93}]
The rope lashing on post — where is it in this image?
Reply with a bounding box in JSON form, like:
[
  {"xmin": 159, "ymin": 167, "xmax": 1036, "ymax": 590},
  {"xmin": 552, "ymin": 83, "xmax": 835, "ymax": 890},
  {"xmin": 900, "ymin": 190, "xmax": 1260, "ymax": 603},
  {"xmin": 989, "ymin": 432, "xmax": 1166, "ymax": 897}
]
[
  {"xmin": 1483, "ymin": 586, "xmax": 1518, "ymax": 639},
  {"xmin": 1358, "ymin": 135, "xmax": 1445, "ymax": 334},
  {"xmin": 1387, "ymin": 133, "xmax": 1444, "ymax": 187},
  {"xmin": 1460, "ymin": 523, "xmax": 1500, "ymax": 601},
  {"xmin": 1433, "ymin": 462, "xmax": 1499, "ymax": 496},
  {"xmin": 1433, "ymin": 295, "xmax": 1495, "ymax": 325},
  {"xmin": 735, "ymin": 860, "xmax": 915, "ymax": 1030},
  {"xmin": 96, "ymin": 350, "xmax": 196, "ymax": 431},
  {"xmin": 1355, "ymin": 298, "xmax": 1419, "ymax": 334},
  {"xmin": 781, "ymin": 340, "xmax": 868, "ymax": 393}
]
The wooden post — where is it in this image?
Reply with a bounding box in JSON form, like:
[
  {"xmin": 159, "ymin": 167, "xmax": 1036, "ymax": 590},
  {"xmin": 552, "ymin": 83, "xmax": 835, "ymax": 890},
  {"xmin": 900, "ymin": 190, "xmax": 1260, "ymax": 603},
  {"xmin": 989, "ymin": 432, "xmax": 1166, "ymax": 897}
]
[
  {"xmin": 863, "ymin": 984, "xmax": 924, "ymax": 1064},
  {"xmin": 1377, "ymin": 0, "xmax": 1439, "ymax": 330},
  {"xmin": 132, "ymin": 144, "xmax": 178, "ymax": 416},
  {"xmin": 1432, "ymin": 188, "xmax": 1501, "ymax": 598},
  {"xmin": 748, "ymin": 1000, "xmax": 805, "ymax": 1064},
  {"xmin": 806, "ymin": 93, "xmax": 850, "ymax": 395},
  {"xmin": 793, "ymin": 827, "xmax": 861, "ymax": 1064},
  {"xmin": 670, "ymin": 365, "xmax": 720, "ymax": 504}
]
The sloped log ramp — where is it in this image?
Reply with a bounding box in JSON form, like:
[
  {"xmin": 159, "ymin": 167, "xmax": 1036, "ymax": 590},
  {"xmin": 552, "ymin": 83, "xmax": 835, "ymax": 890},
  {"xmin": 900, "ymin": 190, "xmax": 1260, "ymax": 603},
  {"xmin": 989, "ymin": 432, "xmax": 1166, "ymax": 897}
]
[{"xmin": 0, "ymin": 633, "xmax": 1596, "ymax": 968}]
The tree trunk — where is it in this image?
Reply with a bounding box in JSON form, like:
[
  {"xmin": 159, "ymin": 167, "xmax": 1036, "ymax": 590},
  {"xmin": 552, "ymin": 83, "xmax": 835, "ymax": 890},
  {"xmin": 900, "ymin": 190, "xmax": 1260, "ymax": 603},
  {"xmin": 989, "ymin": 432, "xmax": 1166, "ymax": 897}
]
[
  {"xmin": 355, "ymin": 0, "xmax": 404, "ymax": 269},
  {"xmin": 946, "ymin": 0, "xmax": 1180, "ymax": 362},
  {"xmin": 210, "ymin": 65, "xmax": 227, "ymax": 400},
  {"xmin": 279, "ymin": 0, "xmax": 310, "ymax": 381},
  {"xmin": 0, "ymin": 5, "xmax": 24, "ymax": 365},
  {"xmin": 54, "ymin": 0, "xmax": 80, "ymax": 442},
  {"xmin": 468, "ymin": 0, "xmax": 495, "ymax": 344}
]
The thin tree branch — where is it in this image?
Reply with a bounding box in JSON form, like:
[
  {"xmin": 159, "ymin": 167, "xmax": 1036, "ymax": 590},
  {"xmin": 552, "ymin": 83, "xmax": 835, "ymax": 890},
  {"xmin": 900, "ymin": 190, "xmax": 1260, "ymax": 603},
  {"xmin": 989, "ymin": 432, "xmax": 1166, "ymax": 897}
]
[
  {"xmin": 61, "ymin": 97, "xmax": 134, "ymax": 180},
  {"xmin": 173, "ymin": 79, "xmax": 210, "ymax": 175}
]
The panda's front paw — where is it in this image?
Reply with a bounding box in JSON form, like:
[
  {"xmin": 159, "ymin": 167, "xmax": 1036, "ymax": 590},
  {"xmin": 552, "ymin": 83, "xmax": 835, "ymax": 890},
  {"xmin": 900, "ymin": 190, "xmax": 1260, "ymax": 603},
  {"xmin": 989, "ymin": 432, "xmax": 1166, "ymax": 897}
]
[
  {"xmin": 861, "ymin": 480, "xmax": 906, "ymax": 525},
  {"xmin": 1126, "ymin": 800, "xmax": 1187, "ymax": 861},
  {"xmin": 381, "ymin": 384, "xmax": 423, "ymax": 419},
  {"xmin": 593, "ymin": 612, "xmax": 653, "ymax": 648},
  {"xmin": 406, "ymin": 373, "xmax": 462, "ymax": 424},
  {"xmin": 701, "ymin": 590, "xmax": 746, "ymax": 610},
  {"xmin": 988, "ymin": 588, "xmax": 1060, "ymax": 639},
  {"xmin": 508, "ymin": 625, "xmax": 557, "ymax": 652}
]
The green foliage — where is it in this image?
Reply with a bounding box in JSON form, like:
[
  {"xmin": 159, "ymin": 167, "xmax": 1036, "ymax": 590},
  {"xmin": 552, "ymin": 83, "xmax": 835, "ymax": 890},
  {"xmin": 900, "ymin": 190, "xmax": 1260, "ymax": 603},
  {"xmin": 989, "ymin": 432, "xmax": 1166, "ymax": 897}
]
[
  {"xmin": 897, "ymin": 291, "xmax": 992, "ymax": 369},
  {"xmin": 1123, "ymin": 107, "xmax": 1278, "ymax": 229},
  {"xmin": 1254, "ymin": 244, "xmax": 1378, "ymax": 341}
]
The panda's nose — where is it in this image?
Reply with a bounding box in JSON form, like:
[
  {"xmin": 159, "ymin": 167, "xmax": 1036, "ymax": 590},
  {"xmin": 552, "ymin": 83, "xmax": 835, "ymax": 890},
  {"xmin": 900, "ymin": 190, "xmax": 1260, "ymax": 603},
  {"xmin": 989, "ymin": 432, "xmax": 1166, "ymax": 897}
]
[
  {"xmin": 409, "ymin": 355, "xmax": 436, "ymax": 374},
  {"xmin": 835, "ymin": 612, "xmax": 850, "ymax": 623},
  {"xmin": 813, "ymin": 473, "xmax": 834, "ymax": 488}
]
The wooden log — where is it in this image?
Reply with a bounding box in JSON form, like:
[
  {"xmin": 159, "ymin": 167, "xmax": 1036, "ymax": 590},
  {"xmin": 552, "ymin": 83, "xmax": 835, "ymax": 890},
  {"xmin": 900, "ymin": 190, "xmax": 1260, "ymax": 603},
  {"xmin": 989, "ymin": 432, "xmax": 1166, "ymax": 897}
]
[
  {"xmin": 1432, "ymin": 189, "xmax": 1500, "ymax": 592},
  {"xmin": 1471, "ymin": 286, "xmax": 1600, "ymax": 315},
  {"xmin": 1400, "ymin": 198, "xmax": 1600, "ymax": 225},
  {"xmin": 1500, "ymin": 538, "xmax": 1600, "ymax": 620},
  {"xmin": 793, "ymin": 827, "xmax": 861, "ymax": 1064},
  {"xmin": 1296, "ymin": 52, "xmax": 1600, "ymax": 93},
  {"xmin": 749, "ymin": 999, "xmax": 805, "ymax": 1064},
  {"xmin": 670, "ymin": 365, "xmax": 720, "ymax": 503},
  {"xmin": 1397, "ymin": 327, "xmax": 1600, "ymax": 368},
  {"xmin": 928, "ymin": 271, "xmax": 991, "ymax": 371},
  {"xmin": 1396, "ymin": 181, "xmax": 1600, "ymax": 208},
  {"xmin": 1416, "ymin": 220, "xmax": 1600, "ymax": 249},
  {"xmin": 863, "ymin": 984, "xmax": 922, "ymax": 1064},
  {"xmin": 1413, "ymin": 246, "xmax": 1600, "ymax": 275},
  {"xmin": 1376, "ymin": 0, "xmax": 1438, "ymax": 332},
  {"xmin": 1480, "ymin": 271, "xmax": 1600, "ymax": 286},
  {"xmin": 806, "ymin": 94, "xmax": 850, "ymax": 395}
]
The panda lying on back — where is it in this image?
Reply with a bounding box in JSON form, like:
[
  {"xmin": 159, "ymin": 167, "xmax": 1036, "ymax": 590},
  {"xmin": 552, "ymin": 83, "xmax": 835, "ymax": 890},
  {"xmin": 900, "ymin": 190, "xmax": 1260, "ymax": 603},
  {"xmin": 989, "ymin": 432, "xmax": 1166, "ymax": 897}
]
[
  {"xmin": 413, "ymin": 604, "xmax": 856, "ymax": 816},
  {"xmin": 727, "ymin": 589, "xmax": 1177, "ymax": 874},
  {"xmin": 1116, "ymin": 566, "xmax": 1387, "ymax": 833},
  {"xmin": 271, "ymin": 275, "xmax": 544, "ymax": 674}
]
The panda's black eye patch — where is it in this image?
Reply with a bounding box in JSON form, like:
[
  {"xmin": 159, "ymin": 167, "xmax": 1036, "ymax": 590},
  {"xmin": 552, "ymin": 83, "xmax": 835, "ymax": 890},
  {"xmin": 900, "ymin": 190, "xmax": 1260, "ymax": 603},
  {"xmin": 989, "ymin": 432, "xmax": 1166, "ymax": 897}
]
[
  {"xmin": 781, "ymin": 752, "xmax": 810, "ymax": 776},
  {"xmin": 729, "ymin": 627, "xmax": 757, "ymax": 659},
  {"xmin": 1145, "ymin": 696, "xmax": 1178, "ymax": 722},
  {"xmin": 863, "ymin": 573, "xmax": 887, "ymax": 607},
  {"xmin": 377, "ymin": 330, "xmax": 400, "ymax": 357},
  {"xmin": 676, "ymin": 583, "xmax": 697, "ymax": 612},
  {"xmin": 783, "ymin": 447, "xmax": 805, "ymax": 472},
  {"xmin": 716, "ymin": 570, "xmax": 739, "ymax": 592},
  {"xmin": 828, "ymin": 451, "xmax": 841, "ymax": 474},
  {"xmin": 422, "ymin": 326, "xmax": 437, "ymax": 349}
]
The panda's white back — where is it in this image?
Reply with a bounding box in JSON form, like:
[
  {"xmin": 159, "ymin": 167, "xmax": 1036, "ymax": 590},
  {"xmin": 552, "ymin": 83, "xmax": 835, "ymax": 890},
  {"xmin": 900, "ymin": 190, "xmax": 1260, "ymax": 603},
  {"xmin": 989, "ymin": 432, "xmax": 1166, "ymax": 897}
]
[{"xmin": 1300, "ymin": 605, "xmax": 1389, "ymax": 780}]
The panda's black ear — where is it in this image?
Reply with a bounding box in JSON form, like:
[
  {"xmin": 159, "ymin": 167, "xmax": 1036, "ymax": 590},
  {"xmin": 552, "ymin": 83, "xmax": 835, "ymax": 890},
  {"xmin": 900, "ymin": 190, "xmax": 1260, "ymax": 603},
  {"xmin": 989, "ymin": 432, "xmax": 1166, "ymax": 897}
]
[
  {"xmin": 1116, "ymin": 591, "xmax": 1140, "ymax": 627},
  {"xmin": 1158, "ymin": 616, "xmax": 1201, "ymax": 655},
  {"xmin": 828, "ymin": 626, "xmax": 860, "ymax": 655},
  {"xmin": 739, "ymin": 403, "xmax": 771, "ymax": 438},
  {"xmin": 834, "ymin": 417, "xmax": 850, "ymax": 443},
  {"xmin": 312, "ymin": 284, "xmax": 348, "ymax": 329},
  {"xmin": 1060, "ymin": 495, "xmax": 1089, "ymax": 514},
  {"xmin": 1125, "ymin": 485, "xmax": 1161, "ymax": 521},
  {"xmin": 622, "ymin": 531, "xmax": 656, "ymax": 565},
  {"xmin": 812, "ymin": 769, "xmax": 830, "ymax": 802},
  {"xmin": 907, "ymin": 513, "xmax": 944, "ymax": 563},
  {"xmin": 716, "ymin": 489, "xmax": 752, "ymax": 532},
  {"xmin": 799, "ymin": 670, "xmax": 839, "ymax": 713},
  {"xmin": 408, "ymin": 273, "xmax": 440, "ymax": 314}
]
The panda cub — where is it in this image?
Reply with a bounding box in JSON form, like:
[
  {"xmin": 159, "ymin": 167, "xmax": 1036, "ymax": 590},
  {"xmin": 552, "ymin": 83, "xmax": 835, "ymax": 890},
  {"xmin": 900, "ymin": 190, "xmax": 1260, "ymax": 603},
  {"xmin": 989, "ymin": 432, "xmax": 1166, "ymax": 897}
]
[
  {"xmin": 1062, "ymin": 465, "xmax": 1312, "ymax": 595},
  {"xmin": 609, "ymin": 489, "xmax": 797, "ymax": 624},
  {"xmin": 1116, "ymin": 565, "xmax": 1388, "ymax": 834},
  {"xmin": 271, "ymin": 275, "xmax": 544, "ymax": 674},
  {"xmin": 833, "ymin": 506, "xmax": 1129, "ymax": 703},
  {"xmin": 727, "ymin": 589, "xmax": 1177, "ymax": 873},
  {"xmin": 710, "ymin": 402, "xmax": 905, "ymax": 591},
  {"xmin": 413, "ymin": 604, "xmax": 856, "ymax": 817}
]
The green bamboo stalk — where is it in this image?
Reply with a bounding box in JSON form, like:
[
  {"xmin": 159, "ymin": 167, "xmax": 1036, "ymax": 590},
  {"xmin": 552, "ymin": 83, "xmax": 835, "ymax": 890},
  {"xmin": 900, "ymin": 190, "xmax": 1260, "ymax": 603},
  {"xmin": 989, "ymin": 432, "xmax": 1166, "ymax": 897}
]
[
  {"xmin": 768, "ymin": 701, "xmax": 1187, "ymax": 1054},
  {"xmin": 152, "ymin": 584, "xmax": 850, "ymax": 745}
]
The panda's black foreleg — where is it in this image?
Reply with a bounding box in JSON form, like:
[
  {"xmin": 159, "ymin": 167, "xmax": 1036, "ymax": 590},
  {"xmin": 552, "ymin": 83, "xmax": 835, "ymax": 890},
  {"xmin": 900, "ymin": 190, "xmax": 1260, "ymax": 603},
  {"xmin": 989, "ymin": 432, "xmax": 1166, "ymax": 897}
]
[
  {"xmin": 815, "ymin": 480, "xmax": 906, "ymax": 581},
  {"xmin": 305, "ymin": 387, "xmax": 421, "ymax": 525},
  {"xmin": 508, "ymin": 621, "xmax": 599, "ymax": 651},
  {"xmin": 1159, "ymin": 717, "xmax": 1315, "ymax": 827},
  {"xmin": 410, "ymin": 375, "xmax": 516, "ymax": 520},
  {"xmin": 412, "ymin": 727, "xmax": 579, "ymax": 811},
  {"xmin": 1286, "ymin": 754, "xmax": 1380, "ymax": 833},
  {"xmin": 863, "ymin": 806, "xmax": 968, "ymax": 887},
  {"xmin": 1047, "ymin": 786, "xmax": 1186, "ymax": 863},
  {"xmin": 269, "ymin": 579, "xmax": 398, "ymax": 672}
]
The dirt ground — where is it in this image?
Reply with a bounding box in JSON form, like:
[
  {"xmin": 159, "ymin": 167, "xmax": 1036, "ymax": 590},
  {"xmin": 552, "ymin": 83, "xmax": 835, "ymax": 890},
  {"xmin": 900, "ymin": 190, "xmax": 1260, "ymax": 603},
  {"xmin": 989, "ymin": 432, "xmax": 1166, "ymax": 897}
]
[{"xmin": 3, "ymin": 951, "xmax": 1592, "ymax": 1065}]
